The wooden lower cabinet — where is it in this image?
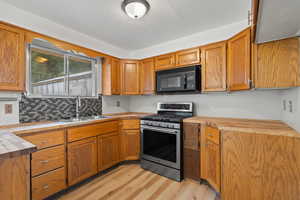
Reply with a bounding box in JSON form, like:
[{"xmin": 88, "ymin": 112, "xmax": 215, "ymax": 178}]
[
  {"xmin": 31, "ymin": 145, "xmax": 65, "ymax": 177},
  {"xmin": 0, "ymin": 155, "xmax": 30, "ymax": 200},
  {"xmin": 67, "ymin": 137, "xmax": 98, "ymax": 186},
  {"xmin": 31, "ymin": 167, "xmax": 66, "ymax": 200},
  {"xmin": 98, "ymin": 132, "xmax": 120, "ymax": 171},
  {"xmin": 201, "ymin": 126, "xmax": 221, "ymax": 193},
  {"xmin": 184, "ymin": 148, "xmax": 200, "ymax": 180},
  {"xmin": 121, "ymin": 130, "xmax": 140, "ymax": 160}
]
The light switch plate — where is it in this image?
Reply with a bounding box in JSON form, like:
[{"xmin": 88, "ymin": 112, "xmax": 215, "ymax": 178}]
[
  {"xmin": 4, "ymin": 104, "xmax": 13, "ymax": 114},
  {"xmin": 116, "ymin": 101, "xmax": 120, "ymax": 107}
]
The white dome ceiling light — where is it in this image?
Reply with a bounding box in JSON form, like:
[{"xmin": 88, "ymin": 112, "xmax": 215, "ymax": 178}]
[{"xmin": 122, "ymin": 0, "xmax": 150, "ymax": 19}]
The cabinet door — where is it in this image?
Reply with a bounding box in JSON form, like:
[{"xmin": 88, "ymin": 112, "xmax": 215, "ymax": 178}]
[
  {"xmin": 201, "ymin": 42, "xmax": 227, "ymax": 92},
  {"xmin": 98, "ymin": 133, "xmax": 120, "ymax": 171},
  {"xmin": 68, "ymin": 137, "xmax": 97, "ymax": 186},
  {"xmin": 140, "ymin": 58, "xmax": 155, "ymax": 94},
  {"xmin": 102, "ymin": 57, "xmax": 120, "ymax": 95},
  {"xmin": 205, "ymin": 140, "xmax": 220, "ymax": 192},
  {"xmin": 120, "ymin": 60, "xmax": 140, "ymax": 95},
  {"xmin": 255, "ymin": 37, "xmax": 300, "ymax": 88},
  {"xmin": 155, "ymin": 53, "xmax": 176, "ymax": 71},
  {"xmin": 176, "ymin": 48, "xmax": 200, "ymax": 67},
  {"xmin": 111, "ymin": 58, "xmax": 121, "ymax": 94},
  {"xmin": 227, "ymin": 28, "xmax": 251, "ymax": 91},
  {"xmin": 121, "ymin": 130, "xmax": 140, "ymax": 160},
  {"xmin": 0, "ymin": 23, "xmax": 25, "ymax": 91}
]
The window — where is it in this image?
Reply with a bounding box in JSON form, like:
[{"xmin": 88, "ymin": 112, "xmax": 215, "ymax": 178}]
[{"xmin": 28, "ymin": 40, "xmax": 98, "ymax": 97}]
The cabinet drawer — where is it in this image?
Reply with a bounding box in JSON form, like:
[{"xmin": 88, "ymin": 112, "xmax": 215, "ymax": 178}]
[
  {"xmin": 31, "ymin": 145, "xmax": 65, "ymax": 177},
  {"xmin": 22, "ymin": 130, "xmax": 65, "ymax": 150},
  {"xmin": 32, "ymin": 167, "xmax": 66, "ymax": 200},
  {"xmin": 121, "ymin": 119, "xmax": 140, "ymax": 130},
  {"xmin": 68, "ymin": 121, "xmax": 118, "ymax": 142},
  {"xmin": 205, "ymin": 126, "xmax": 220, "ymax": 144}
]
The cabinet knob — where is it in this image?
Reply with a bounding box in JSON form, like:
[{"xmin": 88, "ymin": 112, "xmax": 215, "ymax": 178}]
[{"xmin": 43, "ymin": 184, "xmax": 49, "ymax": 190}]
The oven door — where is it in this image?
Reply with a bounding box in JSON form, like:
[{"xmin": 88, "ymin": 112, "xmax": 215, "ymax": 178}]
[
  {"xmin": 141, "ymin": 125, "xmax": 181, "ymax": 169},
  {"xmin": 156, "ymin": 72, "xmax": 186, "ymax": 92}
]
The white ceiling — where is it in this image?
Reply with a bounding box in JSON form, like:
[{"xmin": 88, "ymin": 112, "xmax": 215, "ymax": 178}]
[
  {"xmin": 256, "ymin": 0, "xmax": 300, "ymax": 43},
  {"xmin": 1, "ymin": 0, "xmax": 250, "ymax": 50}
]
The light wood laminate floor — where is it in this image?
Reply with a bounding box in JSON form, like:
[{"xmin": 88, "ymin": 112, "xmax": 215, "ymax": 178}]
[{"xmin": 59, "ymin": 164, "xmax": 216, "ymax": 200}]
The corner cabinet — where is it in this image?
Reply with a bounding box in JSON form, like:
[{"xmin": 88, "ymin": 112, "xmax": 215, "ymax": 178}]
[
  {"xmin": 98, "ymin": 132, "xmax": 120, "ymax": 171},
  {"xmin": 140, "ymin": 58, "xmax": 155, "ymax": 94},
  {"xmin": 0, "ymin": 23, "xmax": 25, "ymax": 91},
  {"xmin": 201, "ymin": 41, "xmax": 227, "ymax": 92},
  {"xmin": 67, "ymin": 137, "xmax": 98, "ymax": 186},
  {"xmin": 102, "ymin": 57, "xmax": 121, "ymax": 95},
  {"xmin": 120, "ymin": 60, "xmax": 140, "ymax": 95},
  {"xmin": 227, "ymin": 28, "xmax": 251, "ymax": 91}
]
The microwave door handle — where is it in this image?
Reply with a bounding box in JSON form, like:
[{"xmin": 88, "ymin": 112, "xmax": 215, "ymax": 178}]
[{"xmin": 184, "ymin": 74, "xmax": 187, "ymax": 89}]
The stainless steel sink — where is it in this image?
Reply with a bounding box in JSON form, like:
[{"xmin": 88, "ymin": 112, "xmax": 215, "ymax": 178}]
[{"xmin": 59, "ymin": 115, "xmax": 109, "ymax": 123}]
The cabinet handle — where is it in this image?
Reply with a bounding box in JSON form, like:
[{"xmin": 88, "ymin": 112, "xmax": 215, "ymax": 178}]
[
  {"xmin": 208, "ymin": 133, "xmax": 214, "ymax": 137},
  {"xmin": 43, "ymin": 184, "xmax": 49, "ymax": 190},
  {"xmin": 40, "ymin": 160, "xmax": 49, "ymax": 164}
]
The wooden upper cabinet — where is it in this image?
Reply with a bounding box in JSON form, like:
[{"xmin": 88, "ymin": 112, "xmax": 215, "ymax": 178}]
[
  {"xmin": 201, "ymin": 42, "xmax": 227, "ymax": 92},
  {"xmin": 255, "ymin": 37, "xmax": 300, "ymax": 88},
  {"xmin": 120, "ymin": 60, "xmax": 140, "ymax": 95},
  {"xmin": 155, "ymin": 53, "xmax": 176, "ymax": 71},
  {"xmin": 102, "ymin": 57, "xmax": 120, "ymax": 95},
  {"xmin": 227, "ymin": 28, "xmax": 251, "ymax": 91},
  {"xmin": 0, "ymin": 23, "xmax": 25, "ymax": 91},
  {"xmin": 67, "ymin": 137, "xmax": 98, "ymax": 186},
  {"xmin": 176, "ymin": 48, "xmax": 200, "ymax": 67},
  {"xmin": 140, "ymin": 58, "xmax": 155, "ymax": 94}
]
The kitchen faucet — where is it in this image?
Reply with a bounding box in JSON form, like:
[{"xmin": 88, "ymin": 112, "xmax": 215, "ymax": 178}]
[{"xmin": 76, "ymin": 96, "xmax": 81, "ymax": 119}]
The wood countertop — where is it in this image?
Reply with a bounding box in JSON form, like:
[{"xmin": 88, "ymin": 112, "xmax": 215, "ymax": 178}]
[
  {"xmin": 183, "ymin": 116, "xmax": 300, "ymax": 138},
  {"xmin": 0, "ymin": 112, "xmax": 152, "ymax": 159}
]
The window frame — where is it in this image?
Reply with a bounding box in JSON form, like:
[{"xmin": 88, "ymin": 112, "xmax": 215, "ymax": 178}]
[{"xmin": 26, "ymin": 43, "xmax": 99, "ymax": 98}]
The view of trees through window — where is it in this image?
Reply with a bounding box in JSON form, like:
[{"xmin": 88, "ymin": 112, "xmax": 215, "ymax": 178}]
[{"xmin": 30, "ymin": 46, "xmax": 96, "ymax": 97}]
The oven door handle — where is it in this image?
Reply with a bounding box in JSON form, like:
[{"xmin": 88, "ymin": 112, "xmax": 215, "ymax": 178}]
[{"xmin": 141, "ymin": 125, "xmax": 180, "ymax": 135}]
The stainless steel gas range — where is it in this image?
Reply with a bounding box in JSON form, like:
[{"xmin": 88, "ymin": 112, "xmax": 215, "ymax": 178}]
[{"xmin": 140, "ymin": 102, "xmax": 193, "ymax": 181}]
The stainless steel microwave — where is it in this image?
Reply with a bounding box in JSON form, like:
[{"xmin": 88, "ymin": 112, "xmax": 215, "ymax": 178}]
[{"xmin": 156, "ymin": 65, "xmax": 201, "ymax": 93}]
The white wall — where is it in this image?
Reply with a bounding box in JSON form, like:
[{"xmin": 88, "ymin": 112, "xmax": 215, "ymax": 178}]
[
  {"xmin": 130, "ymin": 20, "xmax": 249, "ymax": 59},
  {"xmin": 0, "ymin": 1, "xmax": 129, "ymax": 58},
  {"xmin": 0, "ymin": 92, "xmax": 21, "ymax": 125},
  {"xmin": 128, "ymin": 90, "xmax": 282, "ymax": 120},
  {"xmin": 281, "ymin": 88, "xmax": 300, "ymax": 132},
  {"xmin": 102, "ymin": 96, "xmax": 130, "ymax": 114}
]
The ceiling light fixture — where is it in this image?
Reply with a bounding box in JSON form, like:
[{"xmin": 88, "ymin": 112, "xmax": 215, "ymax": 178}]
[{"xmin": 122, "ymin": 0, "xmax": 150, "ymax": 19}]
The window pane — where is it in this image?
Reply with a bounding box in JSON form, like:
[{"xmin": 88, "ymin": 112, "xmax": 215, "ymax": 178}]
[
  {"xmin": 68, "ymin": 57, "xmax": 94, "ymax": 96},
  {"xmin": 31, "ymin": 48, "xmax": 65, "ymax": 96}
]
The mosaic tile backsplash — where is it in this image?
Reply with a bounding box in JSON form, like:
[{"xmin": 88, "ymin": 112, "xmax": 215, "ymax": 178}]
[{"xmin": 19, "ymin": 94, "xmax": 102, "ymax": 123}]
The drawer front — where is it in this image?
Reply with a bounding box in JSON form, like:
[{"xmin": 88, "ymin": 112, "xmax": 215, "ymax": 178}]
[
  {"xmin": 22, "ymin": 130, "xmax": 65, "ymax": 150},
  {"xmin": 32, "ymin": 167, "xmax": 66, "ymax": 200},
  {"xmin": 68, "ymin": 120, "xmax": 118, "ymax": 142},
  {"xmin": 205, "ymin": 126, "xmax": 220, "ymax": 144},
  {"xmin": 121, "ymin": 119, "xmax": 140, "ymax": 130},
  {"xmin": 31, "ymin": 145, "xmax": 65, "ymax": 177}
]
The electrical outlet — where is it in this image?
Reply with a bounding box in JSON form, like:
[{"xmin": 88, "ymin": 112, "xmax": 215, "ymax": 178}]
[
  {"xmin": 283, "ymin": 100, "xmax": 287, "ymax": 111},
  {"xmin": 116, "ymin": 101, "xmax": 120, "ymax": 107},
  {"xmin": 4, "ymin": 104, "xmax": 13, "ymax": 114},
  {"xmin": 288, "ymin": 100, "xmax": 293, "ymax": 113}
]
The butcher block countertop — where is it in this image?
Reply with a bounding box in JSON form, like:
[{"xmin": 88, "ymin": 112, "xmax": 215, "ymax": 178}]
[
  {"xmin": 183, "ymin": 116, "xmax": 300, "ymax": 138},
  {"xmin": 0, "ymin": 112, "xmax": 152, "ymax": 159}
]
